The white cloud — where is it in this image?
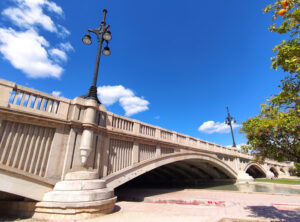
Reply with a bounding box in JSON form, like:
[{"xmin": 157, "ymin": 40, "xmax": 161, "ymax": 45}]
[
  {"xmin": 49, "ymin": 48, "xmax": 67, "ymax": 62},
  {"xmin": 120, "ymin": 96, "xmax": 149, "ymax": 116},
  {"xmin": 57, "ymin": 25, "xmax": 70, "ymax": 38},
  {"xmin": 198, "ymin": 120, "xmax": 241, "ymax": 134},
  {"xmin": 0, "ymin": 28, "xmax": 63, "ymax": 78},
  {"xmin": 98, "ymin": 85, "xmax": 149, "ymax": 116},
  {"xmin": 51, "ymin": 90, "xmax": 61, "ymax": 96},
  {"xmin": 98, "ymin": 85, "xmax": 134, "ymax": 106},
  {"xmin": 60, "ymin": 42, "xmax": 74, "ymax": 52},
  {"xmin": 0, "ymin": 0, "xmax": 72, "ymax": 78},
  {"xmin": 3, "ymin": 0, "xmax": 63, "ymax": 33},
  {"xmin": 44, "ymin": 0, "xmax": 63, "ymax": 15}
]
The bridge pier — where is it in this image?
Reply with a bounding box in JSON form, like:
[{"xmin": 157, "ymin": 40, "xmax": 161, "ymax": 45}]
[
  {"xmin": 266, "ymin": 171, "xmax": 275, "ymax": 179},
  {"xmin": 236, "ymin": 171, "xmax": 254, "ymax": 183},
  {"xmin": 33, "ymin": 171, "xmax": 116, "ymax": 220}
]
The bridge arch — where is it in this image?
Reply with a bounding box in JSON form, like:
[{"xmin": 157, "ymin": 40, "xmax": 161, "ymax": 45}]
[
  {"xmin": 279, "ymin": 168, "xmax": 286, "ymax": 174},
  {"xmin": 104, "ymin": 152, "xmax": 237, "ymax": 189},
  {"xmin": 270, "ymin": 167, "xmax": 279, "ymax": 177},
  {"xmin": 244, "ymin": 163, "xmax": 267, "ymax": 178}
]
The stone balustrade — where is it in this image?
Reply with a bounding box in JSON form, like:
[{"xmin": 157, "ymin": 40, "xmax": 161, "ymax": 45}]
[
  {"xmin": 0, "ymin": 79, "xmax": 70, "ymax": 120},
  {"xmin": 106, "ymin": 111, "xmax": 245, "ymax": 158}
]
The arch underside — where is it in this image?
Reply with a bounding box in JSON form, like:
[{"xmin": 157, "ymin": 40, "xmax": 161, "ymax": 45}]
[
  {"xmin": 270, "ymin": 167, "xmax": 279, "ymax": 177},
  {"xmin": 245, "ymin": 164, "xmax": 266, "ymax": 178},
  {"xmin": 121, "ymin": 159, "xmax": 236, "ymax": 188},
  {"xmin": 104, "ymin": 152, "xmax": 238, "ymax": 189},
  {"xmin": 279, "ymin": 168, "xmax": 286, "ymax": 174},
  {"xmin": 0, "ymin": 170, "xmax": 53, "ymax": 201}
]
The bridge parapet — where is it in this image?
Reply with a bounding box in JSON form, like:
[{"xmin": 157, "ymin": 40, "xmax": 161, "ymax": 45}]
[
  {"xmin": 94, "ymin": 109, "xmax": 292, "ymax": 174},
  {"xmin": 0, "ymin": 79, "xmax": 70, "ymax": 121},
  {"xmin": 106, "ymin": 111, "xmax": 242, "ymax": 157}
]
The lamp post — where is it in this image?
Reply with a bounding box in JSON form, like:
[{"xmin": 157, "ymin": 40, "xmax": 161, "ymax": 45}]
[
  {"xmin": 225, "ymin": 106, "xmax": 237, "ymax": 147},
  {"xmin": 81, "ymin": 9, "xmax": 112, "ymax": 103}
]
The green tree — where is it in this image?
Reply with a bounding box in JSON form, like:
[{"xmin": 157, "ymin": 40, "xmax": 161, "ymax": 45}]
[
  {"xmin": 240, "ymin": 0, "xmax": 300, "ymax": 162},
  {"xmin": 265, "ymin": 0, "xmax": 300, "ymax": 74}
]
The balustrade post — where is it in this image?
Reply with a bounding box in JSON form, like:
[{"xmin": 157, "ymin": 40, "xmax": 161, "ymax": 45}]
[
  {"xmin": 155, "ymin": 128, "xmax": 160, "ymax": 139},
  {"xmin": 133, "ymin": 121, "xmax": 139, "ymax": 134},
  {"xmin": 106, "ymin": 113, "xmax": 113, "ymax": 130},
  {"xmin": 0, "ymin": 79, "xmax": 15, "ymax": 107},
  {"xmin": 173, "ymin": 133, "xmax": 177, "ymax": 143}
]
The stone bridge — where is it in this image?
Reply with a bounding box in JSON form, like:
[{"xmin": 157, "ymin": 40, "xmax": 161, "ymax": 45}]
[{"xmin": 0, "ymin": 79, "xmax": 292, "ymax": 219}]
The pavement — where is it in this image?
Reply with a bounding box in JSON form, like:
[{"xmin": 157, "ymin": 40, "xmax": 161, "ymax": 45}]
[
  {"xmin": 2, "ymin": 188, "xmax": 300, "ymax": 222},
  {"xmin": 85, "ymin": 188, "xmax": 300, "ymax": 222}
]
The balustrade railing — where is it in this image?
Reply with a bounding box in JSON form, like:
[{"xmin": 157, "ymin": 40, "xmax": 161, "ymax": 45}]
[
  {"xmin": 9, "ymin": 89, "xmax": 60, "ymax": 114},
  {"xmin": 177, "ymin": 135, "xmax": 186, "ymax": 144},
  {"xmin": 139, "ymin": 124, "xmax": 155, "ymax": 137},
  {"xmin": 160, "ymin": 130, "xmax": 173, "ymax": 140},
  {"xmin": 0, "ymin": 79, "xmax": 70, "ymax": 120},
  {"xmin": 189, "ymin": 138, "xmax": 197, "ymax": 146},
  {"xmin": 112, "ymin": 116, "xmax": 134, "ymax": 132}
]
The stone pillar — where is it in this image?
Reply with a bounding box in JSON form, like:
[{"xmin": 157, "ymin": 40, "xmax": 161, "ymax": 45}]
[
  {"xmin": 79, "ymin": 99, "xmax": 97, "ymax": 165},
  {"xmin": 283, "ymin": 167, "xmax": 290, "ymax": 177},
  {"xmin": 276, "ymin": 166, "xmax": 285, "ymax": 178},
  {"xmin": 266, "ymin": 170, "xmax": 275, "ymax": 179},
  {"xmin": 33, "ymin": 99, "xmax": 116, "ymax": 220},
  {"xmin": 236, "ymin": 171, "xmax": 254, "ymax": 183}
]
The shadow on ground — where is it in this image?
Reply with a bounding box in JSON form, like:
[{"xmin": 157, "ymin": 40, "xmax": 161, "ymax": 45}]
[
  {"xmin": 246, "ymin": 206, "xmax": 300, "ymax": 222},
  {"xmin": 113, "ymin": 205, "xmax": 121, "ymax": 213},
  {"xmin": 115, "ymin": 188, "xmax": 184, "ymax": 202},
  {"xmin": 0, "ymin": 216, "xmax": 20, "ymax": 222}
]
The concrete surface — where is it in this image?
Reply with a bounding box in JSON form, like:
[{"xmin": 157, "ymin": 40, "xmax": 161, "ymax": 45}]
[
  {"xmin": 89, "ymin": 189, "xmax": 300, "ymax": 222},
  {"xmin": 3, "ymin": 188, "xmax": 299, "ymax": 222}
]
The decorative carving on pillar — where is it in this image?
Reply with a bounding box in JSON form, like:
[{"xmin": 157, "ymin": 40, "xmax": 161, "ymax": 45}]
[
  {"xmin": 79, "ymin": 99, "xmax": 97, "ymax": 166},
  {"xmin": 80, "ymin": 128, "xmax": 94, "ymax": 165}
]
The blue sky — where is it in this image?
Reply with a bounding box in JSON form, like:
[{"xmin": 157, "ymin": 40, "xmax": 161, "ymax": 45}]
[{"xmin": 0, "ymin": 0, "xmax": 286, "ymax": 147}]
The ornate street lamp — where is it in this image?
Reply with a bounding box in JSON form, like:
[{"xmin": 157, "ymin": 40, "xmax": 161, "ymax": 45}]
[
  {"xmin": 225, "ymin": 106, "xmax": 237, "ymax": 147},
  {"xmin": 81, "ymin": 9, "xmax": 112, "ymax": 103}
]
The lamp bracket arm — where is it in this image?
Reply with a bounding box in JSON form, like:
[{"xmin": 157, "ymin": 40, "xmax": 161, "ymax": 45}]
[
  {"xmin": 88, "ymin": 28, "xmax": 100, "ymax": 35},
  {"xmin": 102, "ymin": 25, "xmax": 110, "ymax": 34}
]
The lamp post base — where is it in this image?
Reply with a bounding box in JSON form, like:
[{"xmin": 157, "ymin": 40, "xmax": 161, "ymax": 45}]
[
  {"xmin": 81, "ymin": 86, "xmax": 101, "ymax": 104},
  {"xmin": 33, "ymin": 171, "xmax": 116, "ymax": 220}
]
